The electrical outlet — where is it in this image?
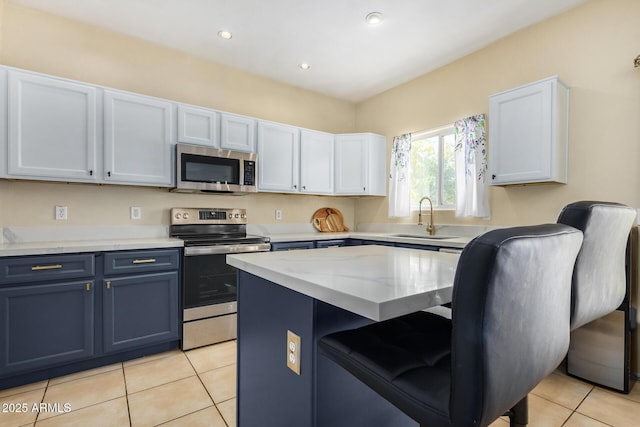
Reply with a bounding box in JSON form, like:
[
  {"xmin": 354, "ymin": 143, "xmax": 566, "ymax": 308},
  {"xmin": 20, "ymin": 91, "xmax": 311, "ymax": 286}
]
[
  {"xmin": 275, "ymin": 209, "xmax": 283, "ymax": 221},
  {"xmin": 55, "ymin": 206, "xmax": 68, "ymax": 220},
  {"xmin": 287, "ymin": 330, "xmax": 301, "ymax": 375},
  {"xmin": 130, "ymin": 207, "xmax": 142, "ymax": 220}
]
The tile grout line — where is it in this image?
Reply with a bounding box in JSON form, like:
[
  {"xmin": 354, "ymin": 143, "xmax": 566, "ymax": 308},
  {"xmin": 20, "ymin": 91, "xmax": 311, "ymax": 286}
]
[
  {"xmin": 121, "ymin": 362, "xmax": 132, "ymax": 427},
  {"xmin": 184, "ymin": 349, "xmax": 230, "ymax": 427},
  {"xmin": 33, "ymin": 379, "xmax": 49, "ymax": 425}
]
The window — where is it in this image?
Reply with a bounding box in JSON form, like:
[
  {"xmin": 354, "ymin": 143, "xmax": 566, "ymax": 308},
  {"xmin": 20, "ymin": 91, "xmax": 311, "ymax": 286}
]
[{"xmin": 410, "ymin": 126, "xmax": 456, "ymax": 209}]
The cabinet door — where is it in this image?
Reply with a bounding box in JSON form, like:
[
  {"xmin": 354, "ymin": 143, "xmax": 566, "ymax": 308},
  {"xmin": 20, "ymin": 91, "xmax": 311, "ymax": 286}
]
[
  {"xmin": 335, "ymin": 134, "xmax": 367, "ymax": 195},
  {"xmin": 103, "ymin": 272, "xmax": 179, "ymax": 353},
  {"xmin": 489, "ymin": 77, "xmax": 567, "ymax": 185},
  {"xmin": 177, "ymin": 104, "xmax": 219, "ymax": 147},
  {"xmin": 104, "ymin": 90, "xmax": 173, "ymax": 186},
  {"xmin": 7, "ymin": 70, "xmax": 98, "ymax": 181},
  {"xmin": 0, "ymin": 281, "xmax": 95, "ymax": 375},
  {"xmin": 220, "ymin": 113, "xmax": 256, "ymax": 152},
  {"xmin": 300, "ymin": 129, "xmax": 334, "ymax": 194},
  {"xmin": 257, "ymin": 121, "xmax": 300, "ymax": 192}
]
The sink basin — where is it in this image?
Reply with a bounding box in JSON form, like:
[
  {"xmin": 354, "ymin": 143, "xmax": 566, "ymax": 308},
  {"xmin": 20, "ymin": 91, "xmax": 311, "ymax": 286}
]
[{"xmin": 391, "ymin": 234, "xmax": 456, "ymax": 240}]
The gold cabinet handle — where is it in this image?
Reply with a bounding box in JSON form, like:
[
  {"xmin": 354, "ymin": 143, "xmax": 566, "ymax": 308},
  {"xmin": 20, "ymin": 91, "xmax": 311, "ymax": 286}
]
[
  {"xmin": 31, "ymin": 264, "xmax": 63, "ymax": 271},
  {"xmin": 86, "ymin": 283, "xmax": 91, "ymax": 291},
  {"xmin": 106, "ymin": 281, "xmax": 111, "ymax": 289},
  {"xmin": 132, "ymin": 258, "xmax": 156, "ymax": 264}
]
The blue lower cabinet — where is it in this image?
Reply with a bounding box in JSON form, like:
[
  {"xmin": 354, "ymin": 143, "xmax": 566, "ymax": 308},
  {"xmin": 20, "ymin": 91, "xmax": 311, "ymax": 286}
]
[
  {"xmin": 271, "ymin": 241, "xmax": 315, "ymax": 251},
  {"xmin": 358, "ymin": 239, "xmax": 395, "ymax": 247},
  {"xmin": 0, "ymin": 281, "xmax": 95, "ymax": 375},
  {"xmin": 394, "ymin": 243, "xmax": 439, "ymax": 251},
  {"xmin": 314, "ymin": 239, "xmax": 346, "ymax": 248},
  {"xmin": 103, "ymin": 272, "xmax": 179, "ymax": 353}
]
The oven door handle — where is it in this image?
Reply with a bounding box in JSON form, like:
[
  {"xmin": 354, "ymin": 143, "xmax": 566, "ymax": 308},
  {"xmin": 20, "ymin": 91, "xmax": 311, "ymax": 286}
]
[{"xmin": 184, "ymin": 243, "xmax": 271, "ymax": 256}]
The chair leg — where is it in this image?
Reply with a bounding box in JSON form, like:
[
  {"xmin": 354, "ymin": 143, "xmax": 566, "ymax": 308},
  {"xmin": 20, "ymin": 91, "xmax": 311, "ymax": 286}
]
[{"xmin": 508, "ymin": 396, "xmax": 528, "ymax": 427}]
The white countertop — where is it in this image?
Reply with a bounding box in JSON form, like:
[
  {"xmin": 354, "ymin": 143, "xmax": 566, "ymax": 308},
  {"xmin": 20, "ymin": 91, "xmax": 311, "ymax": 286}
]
[
  {"xmin": 0, "ymin": 237, "xmax": 183, "ymax": 257},
  {"xmin": 0, "ymin": 225, "xmax": 183, "ymax": 256},
  {"xmin": 227, "ymin": 245, "xmax": 459, "ymax": 321},
  {"xmin": 265, "ymin": 231, "xmax": 470, "ymax": 248}
]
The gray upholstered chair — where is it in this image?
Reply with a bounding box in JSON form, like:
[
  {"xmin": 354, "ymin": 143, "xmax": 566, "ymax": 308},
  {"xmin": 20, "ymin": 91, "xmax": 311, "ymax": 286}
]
[
  {"xmin": 557, "ymin": 201, "xmax": 636, "ymax": 330},
  {"xmin": 557, "ymin": 201, "xmax": 636, "ymax": 390},
  {"xmin": 319, "ymin": 224, "xmax": 583, "ymax": 427}
]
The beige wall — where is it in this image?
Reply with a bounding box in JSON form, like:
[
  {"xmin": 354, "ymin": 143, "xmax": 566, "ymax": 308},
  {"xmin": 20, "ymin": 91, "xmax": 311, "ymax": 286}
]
[
  {"xmin": 1, "ymin": 0, "xmax": 639, "ymax": 229},
  {"xmin": 355, "ymin": 0, "xmax": 640, "ymax": 227},
  {"xmin": 0, "ymin": 1, "xmax": 357, "ymax": 228}
]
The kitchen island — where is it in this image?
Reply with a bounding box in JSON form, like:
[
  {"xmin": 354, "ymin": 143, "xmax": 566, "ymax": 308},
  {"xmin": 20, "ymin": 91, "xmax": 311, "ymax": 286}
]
[{"xmin": 227, "ymin": 245, "xmax": 459, "ymax": 427}]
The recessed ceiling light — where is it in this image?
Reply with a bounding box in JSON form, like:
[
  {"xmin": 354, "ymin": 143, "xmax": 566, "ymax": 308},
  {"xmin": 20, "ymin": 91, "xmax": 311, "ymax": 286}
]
[
  {"xmin": 299, "ymin": 63, "xmax": 311, "ymax": 70},
  {"xmin": 218, "ymin": 30, "xmax": 232, "ymax": 40},
  {"xmin": 365, "ymin": 12, "xmax": 383, "ymax": 25}
]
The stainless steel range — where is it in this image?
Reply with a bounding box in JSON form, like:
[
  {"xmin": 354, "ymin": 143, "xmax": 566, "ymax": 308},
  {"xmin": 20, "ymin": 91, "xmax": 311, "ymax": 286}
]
[{"xmin": 170, "ymin": 208, "xmax": 270, "ymax": 350}]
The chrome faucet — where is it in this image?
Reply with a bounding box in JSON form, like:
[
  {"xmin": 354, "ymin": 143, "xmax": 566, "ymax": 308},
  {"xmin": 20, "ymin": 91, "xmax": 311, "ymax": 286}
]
[{"xmin": 418, "ymin": 196, "xmax": 435, "ymax": 236}]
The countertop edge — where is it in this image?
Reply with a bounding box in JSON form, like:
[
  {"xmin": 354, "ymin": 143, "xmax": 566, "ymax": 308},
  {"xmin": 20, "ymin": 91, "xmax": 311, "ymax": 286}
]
[{"xmin": 0, "ymin": 238, "xmax": 184, "ymax": 257}]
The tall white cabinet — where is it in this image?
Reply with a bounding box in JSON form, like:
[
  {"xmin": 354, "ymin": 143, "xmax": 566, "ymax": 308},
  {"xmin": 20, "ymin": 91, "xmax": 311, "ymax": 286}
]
[
  {"xmin": 300, "ymin": 129, "xmax": 334, "ymax": 194},
  {"xmin": 7, "ymin": 70, "xmax": 98, "ymax": 181},
  {"xmin": 489, "ymin": 76, "xmax": 569, "ymax": 185},
  {"xmin": 334, "ymin": 133, "xmax": 386, "ymax": 196},
  {"xmin": 257, "ymin": 121, "xmax": 300, "ymax": 192},
  {"xmin": 103, "ymin": 90, "xmax": 173, "ymax": 186}
]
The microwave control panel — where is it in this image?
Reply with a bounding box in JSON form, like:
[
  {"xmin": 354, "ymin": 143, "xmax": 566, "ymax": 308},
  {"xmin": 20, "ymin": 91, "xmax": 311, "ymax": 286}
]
[{"xmin": 244, "ymin": 160, "xmax": 256, "ymax": 186}]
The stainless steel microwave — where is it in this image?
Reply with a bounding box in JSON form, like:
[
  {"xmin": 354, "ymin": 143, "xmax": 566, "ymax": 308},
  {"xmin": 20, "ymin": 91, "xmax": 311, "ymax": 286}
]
[{"xmin": 173, "ymin": 143, "xmax": 257, "ymax": 193}]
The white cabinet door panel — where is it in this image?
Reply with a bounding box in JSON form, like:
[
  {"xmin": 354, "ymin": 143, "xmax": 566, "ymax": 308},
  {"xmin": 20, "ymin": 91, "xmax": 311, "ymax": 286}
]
[
  {"xmin": 300, "ymin": 129, "xmax": 334, "ymax": 194},
  {"xmin": 257, "ymin": 122, "xmax": 299, "ymax": 192},
  {"xmin": 489, "ymin": 76, "xmax": 568, "ymax": 185},
  {"xmin": 220, "ymin": 113, "xmax": 256, "ymax": 152},
  {"xmin": 335, "ymin": 134, "xmax": 367, "ymax": 195},
  {"xmin": 104, "ymin": 91, "xmax": 173, "ymax": 186},
  {"xmin": 7, "ymin": 71, "xmax": 97, "ymax": 181},
  {"xmin": 177, "ymin": 105, "xmax": 219, "ymax": 147}
]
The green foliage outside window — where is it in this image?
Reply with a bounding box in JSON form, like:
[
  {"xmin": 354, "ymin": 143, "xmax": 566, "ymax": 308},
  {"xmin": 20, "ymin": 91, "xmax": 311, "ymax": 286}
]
[{"xmin": 410, "ymin": 129, "xmax": 456, "ymax": 209}]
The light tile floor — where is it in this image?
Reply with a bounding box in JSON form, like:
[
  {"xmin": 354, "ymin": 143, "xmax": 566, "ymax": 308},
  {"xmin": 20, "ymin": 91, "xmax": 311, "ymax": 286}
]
[
  {"xmin": 2, "ymin": 340, "xmax": 640, "ymax": 426},
  {"xmin": 0, "ymin": 341, "xmax": 236, "ymax": 427}
]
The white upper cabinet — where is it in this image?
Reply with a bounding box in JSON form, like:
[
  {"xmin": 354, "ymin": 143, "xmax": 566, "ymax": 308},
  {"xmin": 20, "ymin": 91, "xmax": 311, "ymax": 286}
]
[
  {"xmin": 103, "ymin": 90, "xmax": 173, "ymax": 186},
  {"xmin": 335, "ymin": 133, "xmax": 386, "ymax": 196},
  {"xmin": 489, "ymin": 76, "xmax": 569, "ymax": 185},
  {"xmin": 300, "ymin": 129, "xmax": 334, "ymax": 194},
  {"xmin": 257, "ymin": 121, "xmax": 300, "ymax": 192},
  {"xmin": 7, "ymin": 70, "xmax": 98, "ymax": 181},
  {"xmin": 220, "ymin": 113, "xmax": 256, "ymax": 152},
  {"xmin": 177, "ymin": 104, "xmax": 219, "ymax": 147}
]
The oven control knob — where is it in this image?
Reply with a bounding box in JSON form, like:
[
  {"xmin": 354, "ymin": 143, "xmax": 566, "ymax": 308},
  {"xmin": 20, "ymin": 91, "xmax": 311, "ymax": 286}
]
[
  {"xmin": 183, "ymin": 213, "xmax": 190, "ymax": 220},
  {"xmin": 174, "ymin": 213, "xmax": 181, "ymax": 220},
  {"xmin": 234, "ymin": 213, "xmax": 240, "ymax": 218},
  {"xmin": 241, "ymin": 213, "xmax": 246, "ymax": 218}
]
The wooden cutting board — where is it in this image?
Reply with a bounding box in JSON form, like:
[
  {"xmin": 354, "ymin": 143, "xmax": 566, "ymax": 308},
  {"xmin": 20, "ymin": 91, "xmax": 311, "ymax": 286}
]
[{"xmin": 312, "ymin": 208, "xmax": 349, "ymax": 232}]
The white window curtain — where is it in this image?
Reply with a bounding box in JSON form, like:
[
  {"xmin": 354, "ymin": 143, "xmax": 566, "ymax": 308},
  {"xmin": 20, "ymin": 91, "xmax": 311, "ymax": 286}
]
[
  {"xmin": 454, "ymin": 114, "xmax": 489, "ymax": 218},
  {"xmin": 388, "ymin": 133, "xmax": 412, "ymax": 218}
]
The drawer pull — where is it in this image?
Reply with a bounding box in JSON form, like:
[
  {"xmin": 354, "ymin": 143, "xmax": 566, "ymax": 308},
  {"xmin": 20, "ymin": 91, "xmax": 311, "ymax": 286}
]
[
  {"xmin": 86, "ymin": 283, "xmax": 91, "ymax": 291},
  {"xmin": 106, "ymin": 281, "xmax": 111, "ymax": 289},
  {"xmin": 132, "ymin": 258, "xmax": 156, "ymax": 264},
  {"xmin": 31, "ymin": 264, "xmax": 63, "ymax": 271}
]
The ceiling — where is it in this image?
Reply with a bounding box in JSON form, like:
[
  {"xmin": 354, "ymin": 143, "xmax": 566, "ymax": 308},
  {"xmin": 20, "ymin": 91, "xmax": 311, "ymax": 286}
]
[{"xmin": 8, "ymin": 0, "xmax": 588, "ymax": 102}]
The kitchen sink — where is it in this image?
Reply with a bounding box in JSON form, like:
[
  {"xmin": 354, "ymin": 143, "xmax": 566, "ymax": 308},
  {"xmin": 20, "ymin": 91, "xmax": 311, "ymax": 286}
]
[{"xmin": 391, "ymin": 234, "xmax": 457, "ymax": 240}]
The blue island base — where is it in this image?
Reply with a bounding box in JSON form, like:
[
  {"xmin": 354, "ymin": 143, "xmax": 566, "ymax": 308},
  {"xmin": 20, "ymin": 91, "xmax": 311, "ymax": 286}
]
[{"xmin": 237, "ymin": 270, "xmax": 418, "ymax": 427}]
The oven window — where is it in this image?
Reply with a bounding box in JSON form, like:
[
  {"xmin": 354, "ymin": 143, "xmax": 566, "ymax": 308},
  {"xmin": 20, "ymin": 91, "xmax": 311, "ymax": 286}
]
[
  {"xmin": 183, "ymin": 254, "xmax": 237, "ymax": 308},
  {"xmin": 182, "ymin": 153, "xmax": 240, "ymax": 185}
]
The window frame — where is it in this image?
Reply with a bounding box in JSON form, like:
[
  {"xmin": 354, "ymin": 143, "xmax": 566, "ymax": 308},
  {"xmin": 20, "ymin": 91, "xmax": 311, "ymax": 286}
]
[{"xmin": 410, "ymin": 125, "xmax": 456, "ymax": 211}]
